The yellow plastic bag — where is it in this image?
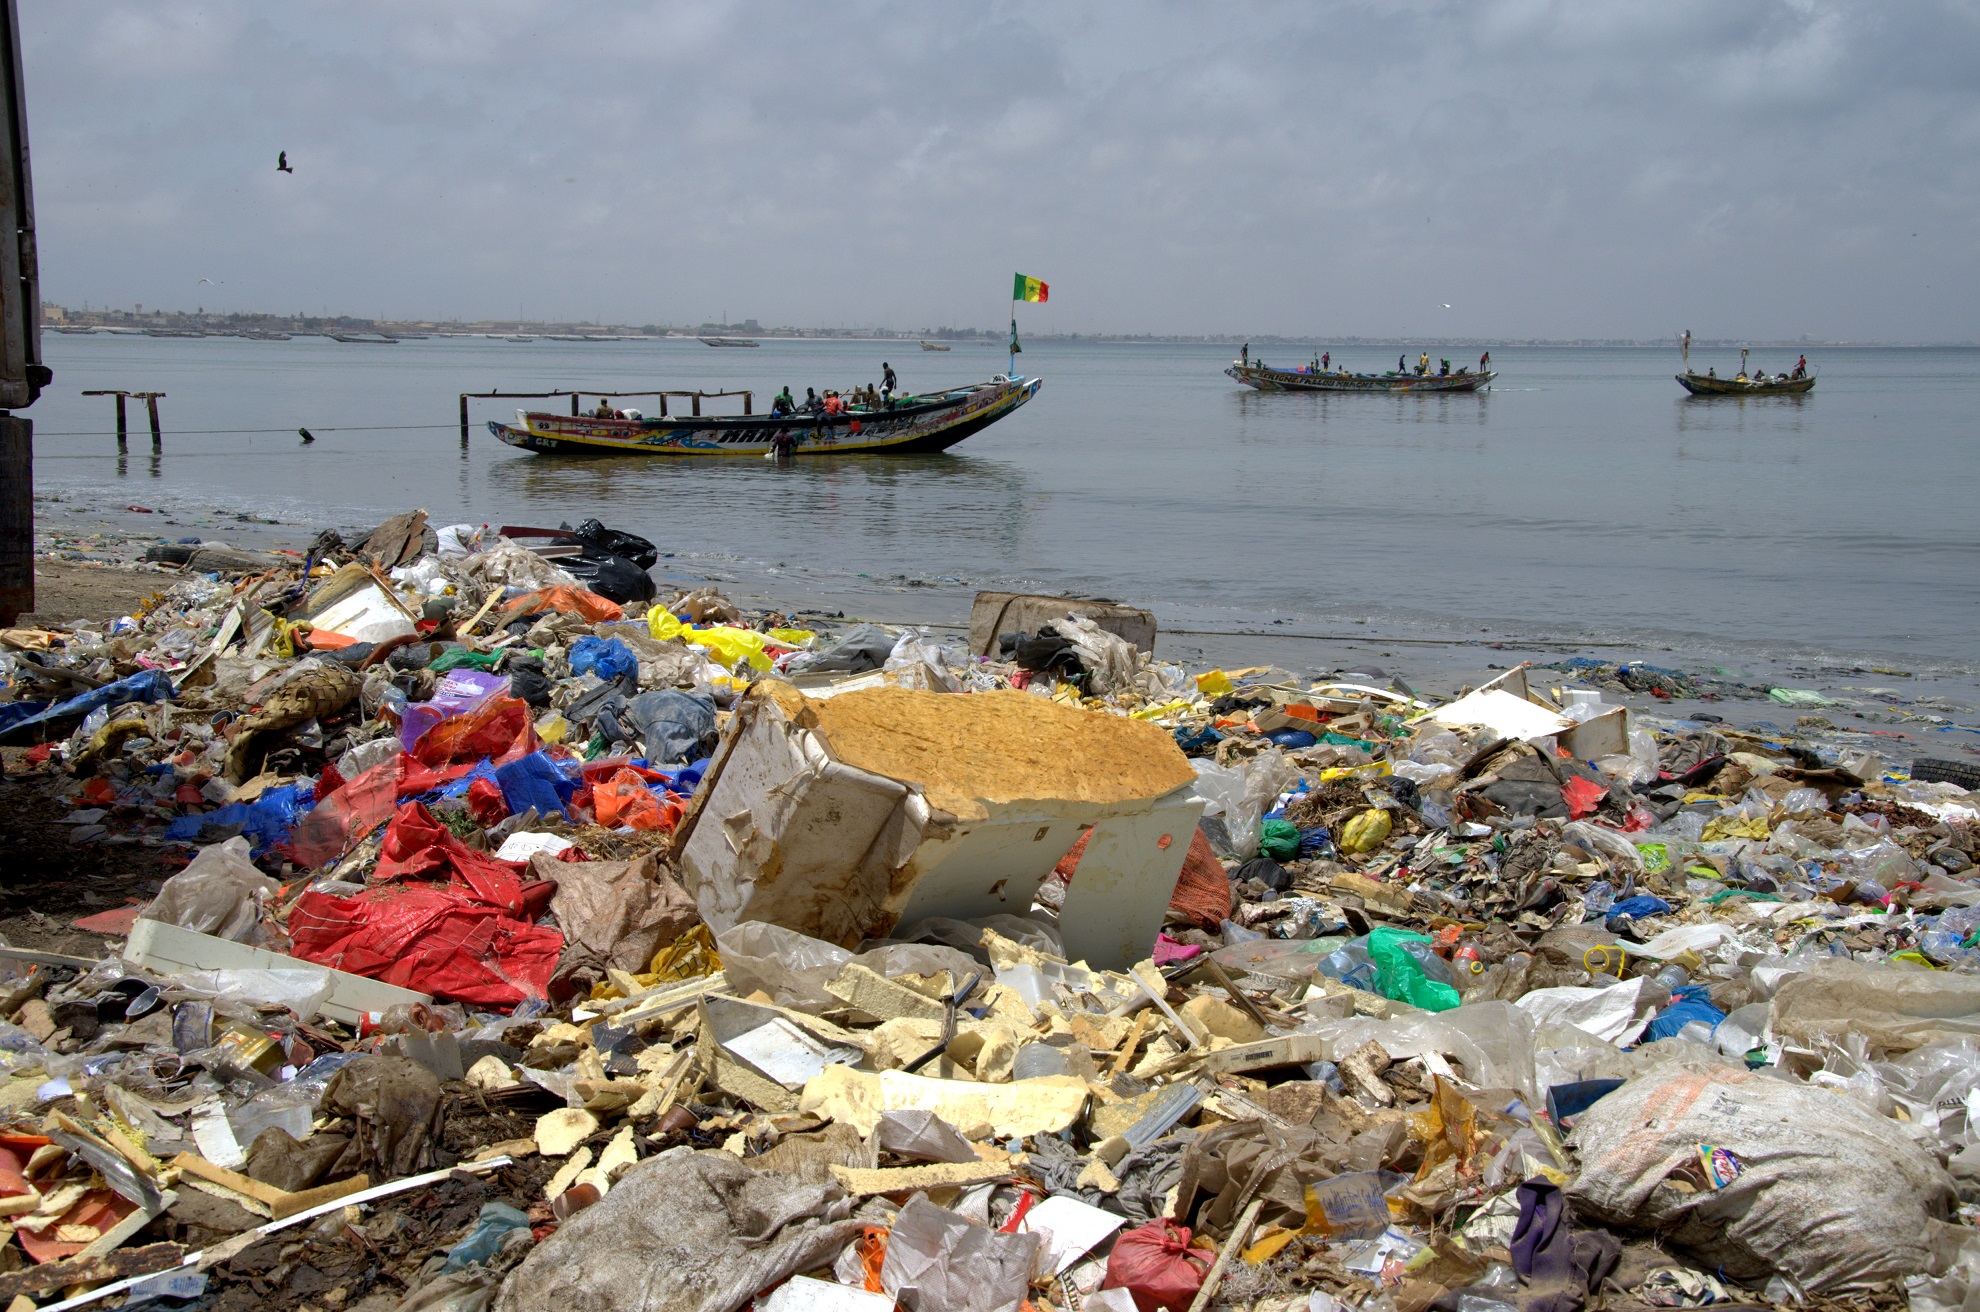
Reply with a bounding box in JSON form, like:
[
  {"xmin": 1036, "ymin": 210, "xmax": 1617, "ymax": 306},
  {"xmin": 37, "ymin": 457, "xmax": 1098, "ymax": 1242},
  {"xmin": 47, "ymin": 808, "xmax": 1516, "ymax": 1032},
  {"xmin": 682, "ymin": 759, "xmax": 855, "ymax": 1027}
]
[
  {"xmin": 1196, "ymin": 669, "xmax": 1236, "ymax": 697},
  {"xmin": 767, "ymin": 627, "xmax": 815, "ymax": 648},
  {"xmin": 1340, "ymin": 808, "xmax": 1393, "ymax": 854},
  {"xmin": 645, "ymin": 924, "xmax": 722, "ymax": 984},
  {"xmin": 644, "ymin": 606, "xmax": 773, "ymax": 671}
]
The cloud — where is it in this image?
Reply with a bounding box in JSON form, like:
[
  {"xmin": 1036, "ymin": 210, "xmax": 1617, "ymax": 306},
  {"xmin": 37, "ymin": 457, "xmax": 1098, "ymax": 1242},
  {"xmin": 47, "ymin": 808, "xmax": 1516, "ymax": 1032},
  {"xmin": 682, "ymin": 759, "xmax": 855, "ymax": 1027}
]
[{"xmin": 22, "ymin": 0, "xmax": 1980, "ymax": 338}]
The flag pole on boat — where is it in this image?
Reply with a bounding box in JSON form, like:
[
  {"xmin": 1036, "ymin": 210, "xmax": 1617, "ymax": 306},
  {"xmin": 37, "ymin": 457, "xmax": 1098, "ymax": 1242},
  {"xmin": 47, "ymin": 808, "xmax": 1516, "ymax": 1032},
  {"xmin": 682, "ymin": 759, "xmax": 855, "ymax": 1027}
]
[{"xmin": 1012, "ymin": 272, "xmax": 1048, "ymax": 378}]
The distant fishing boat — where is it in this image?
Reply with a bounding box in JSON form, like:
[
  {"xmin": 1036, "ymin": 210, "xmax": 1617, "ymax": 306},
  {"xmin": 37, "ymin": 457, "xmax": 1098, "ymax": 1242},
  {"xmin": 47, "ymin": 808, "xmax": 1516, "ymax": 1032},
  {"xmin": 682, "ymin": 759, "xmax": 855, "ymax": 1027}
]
[
  {"xmin": 1227, "ymin": 359, "xmax": 1494, "ymax": 393},
  {"xmin": 144, "ymin": 327, "xmax": 204, "ymax": 339},
  {"xmin": 332, "ymin": 333, "xmax": 399, "ymax": 344},
  {"xmin": 1675, "ymin": 338, "xmax": 1814, "ymax": 395},
  {"xmin": 1676, "ymin": 371, "xmax": 1814, "ymax": 396},
  {"xmin": 919, "ymin": 340, "xmax": 952, "ymax": 351},
  {"xmin": 504, "ymin": 335, "xmax": 534, "ymax": 343},
  {"xmin": 491, "ymin": 374, "xmax": 1041, "ymax": 458},
  {"xmin": 242, "ymin": 331, "xmax": 291, "ymax": 341},
  {"xmin": 51, "ymin": 325, "xmax": 94, "ymax": 335},
  {"xmin": 699, "ymin": 336, "xmax": 759, "ymax": 347}
]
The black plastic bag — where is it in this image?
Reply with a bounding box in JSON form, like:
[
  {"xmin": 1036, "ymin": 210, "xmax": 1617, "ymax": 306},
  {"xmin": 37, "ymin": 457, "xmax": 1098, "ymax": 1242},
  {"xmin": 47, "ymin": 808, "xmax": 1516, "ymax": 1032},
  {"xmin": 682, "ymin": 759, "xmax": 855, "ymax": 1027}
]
[
  {"xmin": 566, "ymin": 519, "xmax": 658, "ymax": 570},
  {"xmin": 558, "ymin": 549, "xmax": 656, "ymax": 605}
]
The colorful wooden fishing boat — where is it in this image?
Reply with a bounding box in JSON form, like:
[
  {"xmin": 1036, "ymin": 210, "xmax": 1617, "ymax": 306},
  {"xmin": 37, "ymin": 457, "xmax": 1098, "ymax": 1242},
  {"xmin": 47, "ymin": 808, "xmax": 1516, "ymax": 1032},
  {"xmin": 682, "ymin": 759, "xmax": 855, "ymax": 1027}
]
[
  {"xmin": 1226, "ymin": 361, "xmax": 1494, "ymax": 393},
  {"xmin": 1676, "ymin": 371, "xmax": 1815, "ymax": 396},
  {"xmin": 490, "ymin": 375, "xmax": 1041, "ymax": 457}
]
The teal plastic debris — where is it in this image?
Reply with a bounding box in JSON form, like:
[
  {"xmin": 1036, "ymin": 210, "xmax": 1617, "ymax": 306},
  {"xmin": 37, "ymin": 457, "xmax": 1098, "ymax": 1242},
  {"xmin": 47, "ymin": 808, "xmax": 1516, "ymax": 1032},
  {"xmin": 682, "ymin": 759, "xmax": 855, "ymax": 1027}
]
[
  {"xmin": 1367, "ymin": 926, "xmax": 1461, "ymax": 1012},
  {"xmin": 1258, "ymin": 818, "xmax": 1302, "ymax": 862}
]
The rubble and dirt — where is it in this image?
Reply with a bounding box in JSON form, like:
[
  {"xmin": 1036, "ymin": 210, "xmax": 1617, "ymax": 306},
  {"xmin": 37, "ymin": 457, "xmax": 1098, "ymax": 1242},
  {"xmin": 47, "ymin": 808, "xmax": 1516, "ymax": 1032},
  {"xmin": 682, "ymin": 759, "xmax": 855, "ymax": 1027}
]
[{"xmin": 0, "ymin": 510, "xmax": 1974, "ymax": 1311}]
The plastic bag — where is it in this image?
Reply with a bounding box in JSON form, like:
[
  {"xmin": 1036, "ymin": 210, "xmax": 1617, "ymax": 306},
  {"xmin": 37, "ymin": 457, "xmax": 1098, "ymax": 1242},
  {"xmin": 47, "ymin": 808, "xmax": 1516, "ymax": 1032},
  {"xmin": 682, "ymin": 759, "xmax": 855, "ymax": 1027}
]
[
  {"xmin": 592, "ymin": 768, "xmax": 678, "ymax": 832},
  {"xmin": 627, "ymin": 689, "xmax": 717, "ymax": 764},
  {"xmin": 1190, "ymin": 751, "xmax": 1296, "ymax": 860},
  {"xmin": 172, "ymin": 967, "xmax": 330, "ymax": 1021},
  {"xmin": 1258, "ymin": 819, "xmax": 1300, "ymax": 862},
  {"xmin": 645, "ymin": 609, "xmax": 773, "ymax": 671},
  {"xmin": 1368, "ymin": 926, "xmax": 1460, "ymax": 1012},
  {"xmin": 1339, "ymin": 808, "xmax": 1393, "ymax": 854},
  {"xmin": 1568, "ymin": 1065, "xmax": 1957, "ymax": 1293},
  {"xmin": 569, "ymin": 636, "xmax": 637, "ymax": 684},
  {"xmin": 1102, "ymin": 1219, "xmax": 1210, "ymax": 1312},
  {"xmin": 1052, "ymin": 612, "xmax": 1138, "ymax": 695},
  {"xmin": 141, "ymin": 837, "xmax": 278, "ymax": 942},
  {"xmin": 412, "ymin": 696, "xmax": 536, "ymax": 768},
  {"xmin": 716, "ymin": 923, "xmax": 853, "ymax": 1013},
  {"xmin": 884, "ymin": 630, "xmax": 965, "ymax": 692}
]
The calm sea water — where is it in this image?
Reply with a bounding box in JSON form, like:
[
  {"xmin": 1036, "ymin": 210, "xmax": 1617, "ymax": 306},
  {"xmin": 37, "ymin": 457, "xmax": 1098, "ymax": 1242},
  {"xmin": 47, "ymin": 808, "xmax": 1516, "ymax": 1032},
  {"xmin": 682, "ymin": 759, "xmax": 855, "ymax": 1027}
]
[{"xmin": 25, "ymin": 334, "xmax": 1980, "ymax": 676}]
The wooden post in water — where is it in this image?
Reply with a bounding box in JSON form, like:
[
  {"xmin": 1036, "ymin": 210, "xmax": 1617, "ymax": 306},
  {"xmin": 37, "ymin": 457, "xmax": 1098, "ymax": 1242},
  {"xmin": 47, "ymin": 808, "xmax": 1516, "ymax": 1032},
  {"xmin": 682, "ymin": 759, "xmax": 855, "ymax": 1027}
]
[
  {"xmin": 743, "ymin": 391, "xmax": 752, "ymax": 416},
  {"xmin": 138, "ymin": 392, "xmax": 163, "ymax": 452},
  {"xmin": 691, "ymin": 393, "xmax": 701, "ymax": 417},
  {"xmin": 0, "ymin": 414, "xmax": 28, "ymax": 623},
  {"xmin": 458, "ymin": 393, "xmax": 469, "ymax": 445},
  {"xmin": 83, "ymin": 389, "xmax": 129, "ymax": 449},
  {"xmin": 570, "ymin": 393, "xmax": 579, "ymax": 416}
]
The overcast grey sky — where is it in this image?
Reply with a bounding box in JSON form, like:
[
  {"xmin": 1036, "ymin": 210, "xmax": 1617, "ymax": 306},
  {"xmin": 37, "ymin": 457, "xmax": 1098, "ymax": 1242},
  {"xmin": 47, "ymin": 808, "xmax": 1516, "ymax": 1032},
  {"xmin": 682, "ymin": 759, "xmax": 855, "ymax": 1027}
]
[{"xmin": 20, "ymin": 2, "xmax": 1979, "ymax": 339}]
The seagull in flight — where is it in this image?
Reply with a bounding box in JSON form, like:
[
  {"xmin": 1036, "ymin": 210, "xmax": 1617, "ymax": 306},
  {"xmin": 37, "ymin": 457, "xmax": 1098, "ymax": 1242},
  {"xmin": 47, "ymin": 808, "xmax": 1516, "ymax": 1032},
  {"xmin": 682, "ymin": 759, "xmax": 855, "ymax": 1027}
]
[
  {"xmin": 277, "ymin": 151, "xmax": 293, "ymax": 174},
  {"xmin": 1441, "ymin": 303, "xmax": 1452, "ymax": 309}
]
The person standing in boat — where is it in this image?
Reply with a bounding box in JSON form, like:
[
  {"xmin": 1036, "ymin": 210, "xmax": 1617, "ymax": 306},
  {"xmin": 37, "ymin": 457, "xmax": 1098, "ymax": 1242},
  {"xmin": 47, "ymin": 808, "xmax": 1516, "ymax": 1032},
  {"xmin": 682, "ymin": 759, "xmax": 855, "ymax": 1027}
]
[
  {"xmin": 1397, "ymin": 354, "xmax": 1407, "ymax": 374},
  {"xmin": 1480, "ymin": 351, "xmax": 1490, "ymax": 372},
  {"xmin": 771, "ymin": 386, "xmax": 795, "ymax": 416},
  {"xmin": 882, "ymin": 362, "xmax": 898, "ymax": 398},
  {"xmin": 1792, "ymin": 354, "xmax": 1808, "ymax": 379},
  {"xmin": 1322, "ymin": 351, "xmax": 1330, "ymax": 371},
  {"xmin": 1241, "ymin": 343, "xmax": 1250, "ymax": 366}
]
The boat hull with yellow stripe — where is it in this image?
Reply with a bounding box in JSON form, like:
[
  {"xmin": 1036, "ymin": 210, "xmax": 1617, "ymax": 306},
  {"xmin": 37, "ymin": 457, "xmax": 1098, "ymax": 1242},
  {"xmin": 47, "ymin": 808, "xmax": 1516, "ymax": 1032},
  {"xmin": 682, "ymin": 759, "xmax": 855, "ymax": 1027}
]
[{"xmin": 489, "ymin": 375, "xmax": 1041, "ymax": 457}]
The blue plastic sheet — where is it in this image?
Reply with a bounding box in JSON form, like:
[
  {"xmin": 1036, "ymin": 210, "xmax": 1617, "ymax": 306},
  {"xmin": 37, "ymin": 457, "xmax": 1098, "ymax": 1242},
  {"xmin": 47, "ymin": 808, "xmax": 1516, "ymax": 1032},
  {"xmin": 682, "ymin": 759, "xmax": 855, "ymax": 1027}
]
[
  {"xmin": 0, "ymin": 668, "xmax": 175, "ymax": 743},
  {"xmin": 496, "ymin": 750, "xmax": 579, "ymax": 818},
  {"xmin": 1637, "ymin": 985, "xmax": 1726, "ymax": 1046},
  {"xmin": 569, "ymin": 636, "xmax": 637, "ymax": 684},
  {"xmin": 1298, "ymin": 826, "xmax": 1334, "ymax": 857},
  {"xmin": 1173, "ymin": 725, "xmax": 1223, "ymax": 755},
  {"xmin": 1606, "ymin": 895, "xmax": 1674, "ymax": 927},
  {"xmin": 165, "ymin": 780, "xmax": 317, "ymax": 854}
]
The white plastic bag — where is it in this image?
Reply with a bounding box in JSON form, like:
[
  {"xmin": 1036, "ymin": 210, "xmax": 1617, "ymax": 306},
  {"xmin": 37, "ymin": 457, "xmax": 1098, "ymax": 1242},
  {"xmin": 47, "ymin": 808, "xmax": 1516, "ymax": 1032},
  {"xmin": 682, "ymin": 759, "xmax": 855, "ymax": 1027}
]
[
  {"xmin": 716, "ymin": 922, "xmax": 853, "ymax": 1013},
  {"xmin": 1191, "ymin": 750, "xmax": 1298, "ymax": 859},
  {"xmin": 140, "ymin": 837, "xmax": 277, "ymax": 942},
  {"xmin": 1569, "ymin": 1065, "xmax": 1958, "ymax": 1292}
]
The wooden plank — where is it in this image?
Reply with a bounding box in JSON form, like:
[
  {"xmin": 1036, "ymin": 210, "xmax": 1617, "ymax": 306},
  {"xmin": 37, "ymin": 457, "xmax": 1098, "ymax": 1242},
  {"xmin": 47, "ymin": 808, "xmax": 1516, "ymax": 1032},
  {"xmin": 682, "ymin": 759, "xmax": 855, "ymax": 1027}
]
[
  {"xmin": 0, "ymin": 416, "xmax": 30, "ymax": 625},
  {"xmin": 829, "ymin": 1160, "xmax": 1011, "ymax": 1196},
  {"xmin": 0, "ymin": 1242, "xmax": 183, "ymax": 1300},
  {"xmin": 169, "ymin": 1153, "xmax": 370, "ymax": 1220}
]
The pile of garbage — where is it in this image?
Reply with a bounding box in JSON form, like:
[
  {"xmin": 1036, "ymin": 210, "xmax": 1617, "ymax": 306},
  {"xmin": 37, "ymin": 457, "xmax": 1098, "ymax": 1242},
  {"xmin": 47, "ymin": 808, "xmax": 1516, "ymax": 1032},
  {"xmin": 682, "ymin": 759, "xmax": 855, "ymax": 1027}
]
[{"xmin": 0, "ymin": 513, "xmax": 1975, "ymax": 1311}]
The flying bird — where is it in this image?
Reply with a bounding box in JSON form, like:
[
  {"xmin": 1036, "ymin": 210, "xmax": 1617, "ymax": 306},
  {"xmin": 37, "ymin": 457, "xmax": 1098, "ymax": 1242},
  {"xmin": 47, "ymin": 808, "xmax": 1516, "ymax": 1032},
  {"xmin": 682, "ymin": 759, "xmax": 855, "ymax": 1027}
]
[
  {"xmin": 277, "ymin": 151, "xmax": 293, "ymax": 174},
  {"xmin": 197, "ymin": 277, "xmax": 215, "ymax": 285},
  {"xmin": 1441, "ymin": 303, "xmax": 1451, "ymax": 309}
]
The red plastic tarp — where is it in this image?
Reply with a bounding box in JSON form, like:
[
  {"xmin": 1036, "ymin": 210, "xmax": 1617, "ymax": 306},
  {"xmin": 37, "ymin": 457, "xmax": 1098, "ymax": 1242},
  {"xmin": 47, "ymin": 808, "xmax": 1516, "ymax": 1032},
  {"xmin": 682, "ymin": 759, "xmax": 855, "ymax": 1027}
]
[
  {"xmin": 287, "ymin": 800, "xmax": 562, "ymax": 1008},
  {"xmin": 290, "ymin": 754, "xmax": 400, "ymax": 868},
  {"xmin": 288, "ymin": 881, "xmax": 562, "ymax": 1009},
  {"xmin": 372, "ymin": 801, "xmax": 533, "ymax": 914}
]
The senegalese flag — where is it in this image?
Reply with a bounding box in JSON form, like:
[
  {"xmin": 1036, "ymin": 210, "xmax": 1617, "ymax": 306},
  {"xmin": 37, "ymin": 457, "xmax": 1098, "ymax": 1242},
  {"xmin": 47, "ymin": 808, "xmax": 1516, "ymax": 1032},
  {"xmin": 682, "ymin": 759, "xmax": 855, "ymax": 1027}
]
[{"xmin": 1014, "ymin": 273, "xmax": 1049, "ymax": 303}]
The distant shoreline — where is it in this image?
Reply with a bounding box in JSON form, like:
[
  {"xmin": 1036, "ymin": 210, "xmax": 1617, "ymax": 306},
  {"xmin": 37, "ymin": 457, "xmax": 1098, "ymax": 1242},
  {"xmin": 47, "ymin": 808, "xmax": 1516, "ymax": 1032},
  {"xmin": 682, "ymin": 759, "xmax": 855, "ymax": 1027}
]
[{"xmin": 35, "ymin": 324, "xmax": 1980, "ymax": 350}]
